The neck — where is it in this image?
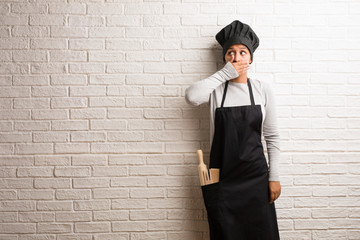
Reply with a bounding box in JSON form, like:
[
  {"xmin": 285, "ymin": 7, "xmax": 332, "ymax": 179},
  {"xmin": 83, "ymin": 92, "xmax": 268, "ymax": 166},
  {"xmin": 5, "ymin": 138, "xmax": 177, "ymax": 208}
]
[{"xmin": 230, "ymin": 74, "xmax": 248, "ymax": 83}]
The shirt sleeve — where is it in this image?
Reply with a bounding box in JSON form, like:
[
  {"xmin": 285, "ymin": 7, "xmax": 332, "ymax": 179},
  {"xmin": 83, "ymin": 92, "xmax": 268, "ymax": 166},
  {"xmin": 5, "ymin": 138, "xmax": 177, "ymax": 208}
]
[
  {"xmin": 262, "ymin": 81, "xmax": 281, "ymax": 182},
  {"xmin": 185, "ymin": 61, "xmax": 239, "ymax": 106}
]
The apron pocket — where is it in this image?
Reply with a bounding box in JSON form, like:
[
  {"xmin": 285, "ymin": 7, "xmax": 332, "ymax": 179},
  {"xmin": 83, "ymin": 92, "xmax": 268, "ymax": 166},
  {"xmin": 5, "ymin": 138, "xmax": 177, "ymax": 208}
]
[
  {"xmin": 201, "ymin": 181, "xmax": 221, "ymax": 206},
  {"xmin": 201, "ymin": 182, "xmax": 225, "ymax": 239}
]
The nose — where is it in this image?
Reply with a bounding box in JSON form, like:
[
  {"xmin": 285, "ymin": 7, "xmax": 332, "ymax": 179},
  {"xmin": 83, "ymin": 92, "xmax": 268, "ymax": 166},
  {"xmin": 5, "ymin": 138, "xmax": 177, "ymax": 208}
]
[{"xmin": 233, "ymin": 52, "xmax": 241, "ymax": 62}]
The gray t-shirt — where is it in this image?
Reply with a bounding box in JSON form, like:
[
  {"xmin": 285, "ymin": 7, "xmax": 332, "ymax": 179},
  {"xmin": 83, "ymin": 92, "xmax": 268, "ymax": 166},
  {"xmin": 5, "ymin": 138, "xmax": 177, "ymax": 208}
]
[{"xmin": 185, "ymin": 61, "xmax": 281, "ymax": 182}]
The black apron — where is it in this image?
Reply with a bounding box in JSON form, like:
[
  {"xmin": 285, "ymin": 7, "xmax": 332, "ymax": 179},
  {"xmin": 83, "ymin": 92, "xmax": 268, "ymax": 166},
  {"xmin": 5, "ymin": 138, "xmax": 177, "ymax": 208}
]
[{"xmin": 201, "ymin": 78, "xmax": 280, "ymax": 240}]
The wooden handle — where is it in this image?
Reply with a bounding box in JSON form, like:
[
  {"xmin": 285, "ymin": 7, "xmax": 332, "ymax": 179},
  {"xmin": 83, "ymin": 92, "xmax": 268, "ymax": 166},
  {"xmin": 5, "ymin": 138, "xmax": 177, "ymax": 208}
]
[
  {"xmin": 197, "ymin": 149, "xmax": 203, "ymax": 164},
  {"xmin": 209, "ymin": 168, "xmax": 220, "ymax": 183},
  {"xmin": 197, "ymin": 149, "xmax": 209, "ymax": 186}
]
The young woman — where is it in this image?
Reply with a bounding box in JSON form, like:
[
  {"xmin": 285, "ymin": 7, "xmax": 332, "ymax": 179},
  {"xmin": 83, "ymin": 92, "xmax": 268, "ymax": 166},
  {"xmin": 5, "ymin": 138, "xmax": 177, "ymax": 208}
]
[{"xmin": 185, "ymin": 20, "xmax": 281, "ymax": 239}]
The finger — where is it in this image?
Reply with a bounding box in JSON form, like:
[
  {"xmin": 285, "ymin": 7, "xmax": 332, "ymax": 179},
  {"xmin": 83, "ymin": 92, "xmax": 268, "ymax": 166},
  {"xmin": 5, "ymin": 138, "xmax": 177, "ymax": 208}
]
[
  {"xmin": 239, "ymin": 66, "xmax": 250, "ymax": 74},
  {"xmin": 271, "ymin": 192, "xmax": 276, "ymax": 203}
]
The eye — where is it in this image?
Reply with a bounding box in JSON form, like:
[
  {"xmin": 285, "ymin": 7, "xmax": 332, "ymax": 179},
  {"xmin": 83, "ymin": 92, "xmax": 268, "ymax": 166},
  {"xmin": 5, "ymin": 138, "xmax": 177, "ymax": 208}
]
[
  {"xmin": 240, "ymin": 51, "xmax": 246, "ymax": 55},
  {"xmin": 228, "ymin": 51, "xmax": 234, "ymax": 55}
]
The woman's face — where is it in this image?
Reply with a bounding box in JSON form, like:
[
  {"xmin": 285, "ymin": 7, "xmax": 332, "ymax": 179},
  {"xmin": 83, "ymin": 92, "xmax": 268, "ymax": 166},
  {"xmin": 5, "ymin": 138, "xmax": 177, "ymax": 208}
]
[{"xmin": 224, "ymin": 44, "xmax": 252, "ymax": 64}]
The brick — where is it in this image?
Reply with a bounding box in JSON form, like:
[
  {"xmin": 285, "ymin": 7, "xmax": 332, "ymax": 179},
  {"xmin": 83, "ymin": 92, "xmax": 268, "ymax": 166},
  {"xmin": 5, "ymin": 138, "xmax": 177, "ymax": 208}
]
[
  {"xmin": 51, "ymin": 75, "xmax": 87, "ymax": 85},
  {"xmin": 69, "ymin": 39, "xmax": 104, "ymax": 50},
  {"xmin": 144, "ymin": 40, "xmax": 179, "ymax": 51},
  {"xmin": 107, "ymin": 109, "xmax": 142, "ymax": 119},
  {"xmin": 35, "ymin": 179, "xmax": 71, "ymax": 189},
  {"xmin": 90, "ymin": 120, "xmax": 126, "ymax": 130},
  {"xmin": 69, "ymin": 16, "xmax": 104, "ymax": 27},
  {"xmin": 49, "ymin": 3, "xmax": 86, "ymax": 14},
  {"xmin": 51, "ymin": 97, "xmax": 87, "ymax": 108},
  {"xmin": 89, "ymin": 97, "xmax": 125, "ymax": 107},
  {"xmin": 19, "ymin": 212, "xmax": 54, "ymax": 222},
  {"xmin": 112, "ymin": 199, "xmax": 146, "ymax": 209},
  {"xmin": 0, "ymin": 223, "xmax": 36, "ymax": 233},
  {"xmin": 129, "ymin": 166, "xmax": 164, "ymax": 176},
  {"xmin": 109, "ymin": 155, "xmax": 145, "ymax": 166},
  {"xmin": 93, "ymin": 211, "xmax": 128, "ymax": 221},
  {"xmin": 37, "ymin": 223, "xmax": 71, "ymax": 233},
  {"xmin": 89, "ymin": 74, "xmax": 125, "ymax": 85},
  {"xmin": 70, "ymin": 109, "xmax": 106, "ymax": 119},
  {"xmin": 70, "ymin": 86, "xmax": 106, "ymax": 97},
  {"xmin": 37, "ymin": 201, "xmax": 72, "ymax": 211},
  {"xmin": 17, "ymin": 167, "xmax": 53, "ymax": 177},
  {"xmin": 0, "ymin": 201, "xmax": 35, "ymax": 211},
  {"xmin": 75, "ymin": 222, "xmax": 110, "ymax": 233},
  {"xmin": 107, "ymin": 86, "xmax": 142, "ymax": 96},
  {"xmin": 30, "ymin": 15, "xmax": 65, "ymax": 26},
  {"xmin": 13, "ymin": 50, "xmax": 47, "ymax": 62},
  {"xmin": 106, "ymin": 63, "xmax": 142, "ymax": 74},
  {"xmin": 70, "ymin": 131, "xmax": 106, "ymax": 142},
  {"xmin": 111, "ymin": 177, "xmax": 146, "ymax": 187},
  {"xmin": 125, "ymin": 97, "xmax": 161, "ymax": 108},
  {"xmin": 107, "ymin": 16, "xmax": 141, "ymax": 26},
  {"xmin": 124, "ymin": 3, "xmax": 161, "ymax": 15},
  {"xmin": 0, "ymin": 63, "xmax": 28, "ymax": 74},
  {"xmin": 107, "ymin": 131, "xmax": 143, "ymax": 142},
  {"xmin": 56, "ymin": 212, "xmax": 91, "ymax": 222},
  {"xmin": 31, "ymin": 63, "xmax": 67, "ymax": 74},
  {"xmin": 92, "ymin": 166, "xmax": 127, "ymax": 177},
  {"xmin": 32, "ymin": 109, "xmax": 68, "ymax": 120},
  {"xmin": 0, "ymin": 179, "xmax": 33, "ymax": 189},
  {"xmin": 0, "ymin": 15, "xmax": 27, "ymax": 25},
  {"xmin": 0, "ymin": 38, "xmax": 28, "ymax": 49},
  {"xmin": 94, "ymin": 234, "xmax": 128, "ymax": 240},
  {"xmin": 106, "ymin": 39, "xmax": 142, "ymax": 50},
  {"xmin": 91, "ymin": 143, "xmax": 126, "ymax": 153},
  {"xmin": 129, "ymin": 189, "xmax": 165, "ymax": 199},
  {"xmin": 89, "ymin": 51, "xmax": 124, "ymax": 62},
  {"xmin": 144, "ymin": 109, "xmax": 181, "ymax": 119},
  {"xmin": 127, "ymin": 142, "xmax": 163, "ymax": 153},
  {"xmin": 50, "ymin": 50, "xmax": 87, "ymax": 62},
  {"xmin": 12, "ymin": 3, "xmax": 47, "ymax": 13},
  {"xmin": 56, "ymin": 189, "xmax": 91, "ymax": 200},
  {"xmin": 15, "ymin": 143, "xmax": 53, "ymax": 154},
  {"xmin": 0, "ymin": 87, "xmax": 29, "ymax": 97},
  {"xmin": 69, "ymin": 63, "xmax": 105, "ymax": 74},
  {"xmin": 52, "ymin": 120, "xmax": 88, "ymax": 131},
  {"xmin": 130, "ymin": 210, "xmax": 166, "ymax": 220},
  {"xmin": 93, "ymin": 188, "xmax": 128, "ymax": 199},
  {"xmin": 112, "ymin": 221, "xmax": 147, "ymax": 232},
  {"xmin": 74, "ymin": 200, "xmax": 110, "ymax": 211},
  {"xmin": 164, "ymin": 3, "xmax": 198, "ymax": 14},
  {"xmin": 12, "ymin": 26, "xmax": 49, "ymax": 37},
  {"xmin": 72, "ymin": 155, "xmax": 107, "ymax": 166},
  {"xmin": 87, "ymin": 4, "xmax": 123, "ymax": 14},
  {"xmin": 54, "ymin": 167, "xmax": 91, "ymax": 177},
  {"xmin": 35, "ymin": 155, "xmax": 70, "ymax": 166},
  {"xmin": 54, "ymin": 143, "xmax": 90, "ymax": 154},
  {"xmin": 89, "ymin": 27, "xmax": 124, "ymax": 38}
]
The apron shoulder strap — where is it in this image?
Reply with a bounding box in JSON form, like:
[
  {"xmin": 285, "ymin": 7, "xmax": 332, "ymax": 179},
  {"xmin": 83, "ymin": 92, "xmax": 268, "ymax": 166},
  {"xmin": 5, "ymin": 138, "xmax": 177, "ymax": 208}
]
[
  {"xmin": 220, "ymin": 81, "xmax": 229, "ymax": 108},
  {"xmin": 247, "ymin": 78, "xmax": 255, "ymax": 106},
  {"xmin": 221, "ymin": 78, "xmax": 255, "ymax": 108}
]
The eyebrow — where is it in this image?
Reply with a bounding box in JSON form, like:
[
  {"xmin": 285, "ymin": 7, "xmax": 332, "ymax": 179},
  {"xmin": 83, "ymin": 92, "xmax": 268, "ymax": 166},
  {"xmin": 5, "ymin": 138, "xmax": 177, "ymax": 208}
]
[{"xmin": 228, "ymin": 47, "xmax": 247, "ymax": 50}]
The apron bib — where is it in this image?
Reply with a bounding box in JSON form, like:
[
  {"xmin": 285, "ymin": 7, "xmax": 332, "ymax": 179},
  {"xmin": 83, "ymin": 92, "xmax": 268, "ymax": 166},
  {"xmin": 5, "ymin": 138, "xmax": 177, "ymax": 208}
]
[{"xmin": 201, "ymin": 78, "xmax": 280, "ymax": 240}]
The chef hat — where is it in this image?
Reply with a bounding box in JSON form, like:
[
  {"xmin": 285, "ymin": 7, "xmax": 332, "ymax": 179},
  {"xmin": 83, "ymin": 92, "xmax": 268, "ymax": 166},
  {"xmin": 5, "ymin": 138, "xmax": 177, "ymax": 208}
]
[{"xmin": 215, "ymin": 20, "xmax": 259, "ymax": 64}]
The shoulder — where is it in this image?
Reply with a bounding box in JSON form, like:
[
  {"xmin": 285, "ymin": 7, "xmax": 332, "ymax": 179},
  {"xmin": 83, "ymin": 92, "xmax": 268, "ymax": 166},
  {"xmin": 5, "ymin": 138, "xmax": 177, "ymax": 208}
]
[
  {"xmin": 249, "ymin": 78, "xmax": 275, "ymax": 107},
  {"xmin": 212, "ymin": 81, "xmax": 227, "ymax": 95},
  {"xmin": 251, "ymin": 78, "xmax": 274, "ymax": 95}
]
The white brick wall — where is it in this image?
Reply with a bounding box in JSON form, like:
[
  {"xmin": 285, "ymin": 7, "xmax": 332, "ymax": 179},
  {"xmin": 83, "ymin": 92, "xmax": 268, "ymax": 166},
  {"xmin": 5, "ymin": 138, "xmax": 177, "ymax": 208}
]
[{"xmin": 0, "ymin": 0, "xmax": 359, "ymax": 239}]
